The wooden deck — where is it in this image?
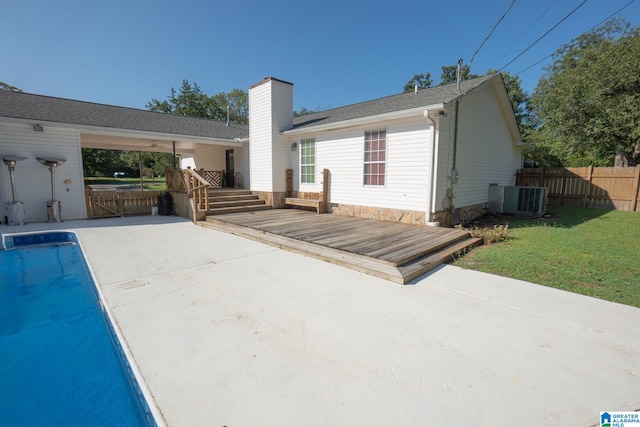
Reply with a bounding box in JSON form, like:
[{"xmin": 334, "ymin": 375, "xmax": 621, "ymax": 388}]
[{"xmin": 200, "ymin": 210, "xmax": 481, "ymax": 284}]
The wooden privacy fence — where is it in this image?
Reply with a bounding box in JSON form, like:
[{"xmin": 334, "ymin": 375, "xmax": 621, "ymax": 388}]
[
  {"xmin": 85, "ymin": 189, "xmax": 163, "ymax": 219},
  {"xmin": 516, "ymin": 166, "xmax": 640, "ymax": 211}
]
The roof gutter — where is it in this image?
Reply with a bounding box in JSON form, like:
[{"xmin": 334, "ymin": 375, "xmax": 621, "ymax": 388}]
[
  {"xmin": 283, "ymin": 103, "xmax": 445, "ymax": 136},
  {"xmin": 425, "ymin": 110, "xmax": 442, "ymax": 219}
]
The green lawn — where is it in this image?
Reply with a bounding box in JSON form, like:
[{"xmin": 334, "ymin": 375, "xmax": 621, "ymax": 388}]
[
  {"xmin": 452, "ymin": 207, "xmax": 640, "ymax": 308},
  {"xmin": 84, "ymin": 177, "xmax": 167, "ymax": 191}
]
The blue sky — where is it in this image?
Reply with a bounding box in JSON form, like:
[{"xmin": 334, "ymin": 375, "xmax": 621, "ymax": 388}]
[{"xmin": 2, "ymin": 0, "xmax": 639, "ymax": 113}]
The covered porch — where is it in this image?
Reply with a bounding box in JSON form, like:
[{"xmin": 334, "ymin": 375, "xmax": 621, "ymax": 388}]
[
  {"xmin": 0, "ymin": 89, "xmax": 250, "ymax": 223},
  {"xmin": 81, "ymin": 135, "xmax": 252, "ymax": 221}
]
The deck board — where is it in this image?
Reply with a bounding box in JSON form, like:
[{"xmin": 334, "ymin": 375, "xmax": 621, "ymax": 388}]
[{"xmin": 202, "ymin": 209, "xmax": 479, "ymax": 284}]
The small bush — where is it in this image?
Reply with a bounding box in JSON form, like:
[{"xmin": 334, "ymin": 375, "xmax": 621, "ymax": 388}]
[{"xmin": 456, "ymin": 224, "xmax": 511, "ymax": 244}]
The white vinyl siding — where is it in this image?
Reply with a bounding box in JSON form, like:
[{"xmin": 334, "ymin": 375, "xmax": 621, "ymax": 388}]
[
  {"xmin": 434, "ymin": 85, "xmax": 523, "ymax": 211},
  {"xmin": 0, "ymin": 121, "xmax": 86, "ymax": 221},
  {"xmin": 454, "ymin": 88, "xmax": 523, "ymax": 207},
  {"xmin": 248, "ymin": 78, "xmax": 293, "ymax": 192},
  {"xmin": 300, "ymin": 138, "xmax": 315, "ymax": 184},
  {"xmin": 296, "ymin": 116, "xmax": 431, "ymax": 212},
  {"xmin": 191, "ymin": 145, "xmax": 228, "ymax": 170},
  {"xmin": 248, "ymin": 82, "xmax": 274, "ymax": 192},
  {"xmin": 236, "ymin": 142, "xmax": 250, "ymax": 189},
  {"xmin": 363, "ymin": 129, "xmax": 386, "ymax": 186}
]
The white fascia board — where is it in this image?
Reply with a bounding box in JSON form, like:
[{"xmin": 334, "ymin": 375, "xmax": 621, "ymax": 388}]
[
  {"xmin": 81, "ymin": 127, "xmax": 243, "ymax": 147},
  {"xmin": 282, "ymin": 104, "xmax": 445, "ymax": 136},
  {"xmin": 81, "ymin": 141, "xmax": 196, "ymax": 155},
  {"xmin": 0, "ymin": 116, "xmax": 242, "ymax": 147}
]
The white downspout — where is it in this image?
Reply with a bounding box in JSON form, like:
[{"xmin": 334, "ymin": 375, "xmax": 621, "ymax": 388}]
[{"xmin": 426, "ymin": 109, "xmax": 440, "ymax": 224}]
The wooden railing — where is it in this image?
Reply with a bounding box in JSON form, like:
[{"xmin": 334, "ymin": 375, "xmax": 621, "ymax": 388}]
[
  {"xmin": 166, "ymin": 168, "xmax": 213, "ymax": 221},
  {"xmin": 195, "ymin": 169, "xmax": 222, "ymax": 187}
]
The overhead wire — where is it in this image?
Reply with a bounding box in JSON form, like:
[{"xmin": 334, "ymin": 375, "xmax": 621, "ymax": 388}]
[
  {"xmin": 490, "ymin": 0, "xmax": 560, "ymax": 69},
  {"xmin": 469, "ymin": 0, "xmax": 517, "ymax": 67},
  {"xmin": 514, "ymin": 0, "xmax": 638, "ymax": 76},
  {"xmin": 498, "ymin": 0, "xmax": 589, "ymax": 71}
]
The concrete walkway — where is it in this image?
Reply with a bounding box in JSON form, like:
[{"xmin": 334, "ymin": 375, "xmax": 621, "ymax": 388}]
[{"xmin": 5, "ymin": 216, "xmax": 640, "ymax": 426}]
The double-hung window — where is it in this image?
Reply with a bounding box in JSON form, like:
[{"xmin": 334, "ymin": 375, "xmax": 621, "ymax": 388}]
[
  {"xmin": 363, "ymin": 129, "xmax": 386, "ymax": 186},
  {"xmin": 300, "ymin": 138, "xmax": 316, "ymax": 184}
]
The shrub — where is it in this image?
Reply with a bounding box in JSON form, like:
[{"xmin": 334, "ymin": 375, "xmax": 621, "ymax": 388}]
[{"xmin": 456, "ymin": 224, "xmax": 511, "ymax": 244}]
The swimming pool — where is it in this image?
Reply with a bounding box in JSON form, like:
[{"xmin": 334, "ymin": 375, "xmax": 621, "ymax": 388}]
[{"xmin": 0, "ymin": 231, "xmax": 159, "ymax": 426}]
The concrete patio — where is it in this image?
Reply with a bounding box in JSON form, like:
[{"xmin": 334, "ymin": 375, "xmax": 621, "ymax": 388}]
[{"xmin": 5, "ymin": 216, "xmax": 640, "ymax": 426}]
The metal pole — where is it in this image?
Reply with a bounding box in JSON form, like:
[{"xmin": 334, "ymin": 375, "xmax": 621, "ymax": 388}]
[
  {"xmin": 50, "ymin": 165, "xmax": 57, "ymax": 200},
  {"xmin": 172, "ymin": 141, "xmax": 176, "ymax": 169},
  {"xmin": 8, "ymin": 163, "xmax": 17, "ymax": 202},
  {"xmin": 139, "ymin": 151, "xmax": 144, "ymax": 191}
]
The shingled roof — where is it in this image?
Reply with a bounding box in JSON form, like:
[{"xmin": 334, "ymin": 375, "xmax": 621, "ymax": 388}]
[
  {"xmin": 292, "ymin": 74, "xmax": 497, "ymax": 130},
  {"xmin": 1, "ymin": 74, "xmax": 501, "ymax": 140},
  {"xmin": 0, "ymin": 90, "xmax": 249, "ymax": 140}
]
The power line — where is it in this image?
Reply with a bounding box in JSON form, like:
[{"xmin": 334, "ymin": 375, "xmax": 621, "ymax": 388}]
[
  {"xmin": 469, "ymin": 0, "xmax": 517, "ymax": 66},
  {"xmin": 514, "ymin": 0, "xmax": 637, "ymax": 76},
  {"xmin": 498, "ymin": 0, "xmax": 589, "ymax": 71},
  {"xmin": 491, "ymin": 0, "xmax": 560, "ymax": 69}
]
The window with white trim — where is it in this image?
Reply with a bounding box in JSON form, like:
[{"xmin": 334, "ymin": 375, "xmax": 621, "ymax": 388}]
[
  {"xmin": 300, "ymin": 138, "xmax": 316, "ymax": 184},
  {"xmin": 363, "ymin": 129, "xmax": 386, "ymax": 186}
]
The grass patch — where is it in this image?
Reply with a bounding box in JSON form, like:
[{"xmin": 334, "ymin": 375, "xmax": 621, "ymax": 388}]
[
  {"xmin": 452, "ymin": 207, "xmax": 640, "ymax": 308},
  {"xmin": 84, "ymin": 177, "xmax": 166, "ymax": 191}
]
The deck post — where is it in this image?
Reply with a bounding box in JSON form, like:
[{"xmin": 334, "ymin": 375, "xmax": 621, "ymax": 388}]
[
  {"xmin": 321, "ymin": 169, "xmax": 329, "ymax": 214},
  {"xmin": 286, "ymin": 169, "xmax": 293, "ymax": 197}
]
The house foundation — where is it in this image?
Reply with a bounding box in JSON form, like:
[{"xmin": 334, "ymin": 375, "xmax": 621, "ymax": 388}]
[
  {"xmin": 431, "ymin": 202, "xmax": 487, "ymax": 227},
  {"xmin": 329, "ymin": 203, "xmax": 426, "ymax": 225}
]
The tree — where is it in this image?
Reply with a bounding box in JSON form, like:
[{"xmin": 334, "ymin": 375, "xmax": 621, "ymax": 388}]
[
  {"xmin": 403, "ymin": 73, "xmax": 432, "ymax": 92},
  {"xmin": 81, "ymin": 149, "xmax": 126, "ymax": 177},
  {"xmin": 530, "ymin": 19, "xmax": 640, "ymax": 166},
  {"xmin": 294, "ymin": 106, "xmax": 324, "ymax": 117},
  {"xmin": 403, "ymin": 63, "xmax": 482, "ymax": 90},
  {"xmin": 0, "ymin": 82, "xmax": 21, "ymax": 92},
  {"xmin": 120, "ymin": 151, "xmax": 176, "ymax": 177},
  {"xmin": 440, "ymin": 64, "xmax": 478, "ymax": 84},
  {"xmin": 211, "ymin": 88, "xmax": 248, "ymax": 124},
  {"xmin": 404, "ymin": 67, "xmax": 530, "ymax": 135},
  {"xmin": 146, "ymin": 80, "xmax": 248, "ymax": 124}
]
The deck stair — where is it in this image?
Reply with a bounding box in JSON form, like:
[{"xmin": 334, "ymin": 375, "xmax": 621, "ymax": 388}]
[
  {"xmin": 205, "ymin": 189, "xmax": 271, "ymax": 215},
  {"xmin": 200, "ymin": 209, "xmax": 481, "ymax": 284}
]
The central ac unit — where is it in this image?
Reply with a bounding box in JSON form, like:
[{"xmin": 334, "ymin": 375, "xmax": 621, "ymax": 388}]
[{"xmin": 488, "ymin": 186, "xmax": 545, "ymax": 216}]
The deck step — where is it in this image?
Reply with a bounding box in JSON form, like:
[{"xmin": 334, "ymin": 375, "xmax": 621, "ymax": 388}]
[
  {"xmin": 210, "ymin": 194, "xmax": 260, "ymax": 202},
  {"xmin": 208, "ymin": 189, "xmax": 253, "ymax": 197},
  {"xmin": 397, "ymin": 237, "xmax": 483, "ymax": 283},
  {"xmin": 205, "ymin": 188, "xmax": 270, "ymax": 215},
  {"xmin": 206, "ymin": 204, "xmax": 272, "ymax": 215},
  {"xmin": 201, "ymin": 211, "xmax": 483, "ymax": 284},
  {"xmin": 209, "ymin": 199, "xmax": 267, "ymax": 208}
]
